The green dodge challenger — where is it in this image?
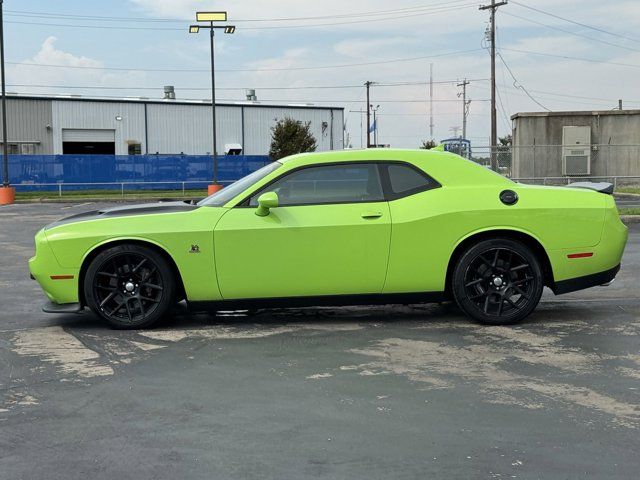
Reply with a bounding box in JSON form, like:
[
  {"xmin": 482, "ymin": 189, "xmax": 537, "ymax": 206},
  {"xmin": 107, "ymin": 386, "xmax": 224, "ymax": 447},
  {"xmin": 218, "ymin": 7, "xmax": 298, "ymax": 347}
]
[{"xmin": 29, "ymin": 149, "xmax": 628, "ymax": 328}]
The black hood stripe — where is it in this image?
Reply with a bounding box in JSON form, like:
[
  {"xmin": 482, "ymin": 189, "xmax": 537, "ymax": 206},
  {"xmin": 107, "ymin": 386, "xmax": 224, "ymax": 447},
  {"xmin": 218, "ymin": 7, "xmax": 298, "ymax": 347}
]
[{"xmin": 46, "ymin": 201, "xmax": 200, "ymax": 230}]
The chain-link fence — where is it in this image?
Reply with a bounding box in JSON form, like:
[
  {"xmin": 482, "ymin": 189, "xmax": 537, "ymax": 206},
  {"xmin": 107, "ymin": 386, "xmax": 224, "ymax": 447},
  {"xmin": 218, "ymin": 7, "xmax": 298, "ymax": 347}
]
[{"xmin": 469, "ymin": 145, "xmax": 640, "ymax": 187}]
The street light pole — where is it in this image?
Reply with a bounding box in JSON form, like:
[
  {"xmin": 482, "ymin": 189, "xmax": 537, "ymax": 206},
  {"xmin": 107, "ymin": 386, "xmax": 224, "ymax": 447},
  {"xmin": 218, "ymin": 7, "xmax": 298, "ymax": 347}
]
[
  {"xmin": 370, "ymin": 104, "xmax": 380, "ymax": 148},
  {"xmin": 0, "ymin": 0, "xmax": 15, "ymax": 205},
  {"xmin": 189, "ymin": 13, "xmax": 234, "ymax": 195},
  {"xmin": 1, "ymin": 0, "xmax": 8, "ymax": 188},
  {"xmin": 373, "ymin": 108, "xmax": 378, "ymax": 146},
  {"xmin": 209, "ymin": 23, "xmax": 218, "ymax": 187}
]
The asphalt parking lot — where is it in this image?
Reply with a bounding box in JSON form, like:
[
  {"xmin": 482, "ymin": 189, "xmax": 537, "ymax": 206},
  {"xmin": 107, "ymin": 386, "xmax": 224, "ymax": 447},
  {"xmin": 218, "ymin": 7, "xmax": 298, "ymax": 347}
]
[{"xmin": 1, "ymin": 202, "xmax": 639, "ymax": 480}]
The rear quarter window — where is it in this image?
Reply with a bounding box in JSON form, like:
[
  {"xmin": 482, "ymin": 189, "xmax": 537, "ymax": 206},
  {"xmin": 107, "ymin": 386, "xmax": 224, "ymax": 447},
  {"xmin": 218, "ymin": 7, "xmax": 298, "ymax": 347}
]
[{"xmin": 384, "ymin": 163, "xmax": 439, "ymax": 199}]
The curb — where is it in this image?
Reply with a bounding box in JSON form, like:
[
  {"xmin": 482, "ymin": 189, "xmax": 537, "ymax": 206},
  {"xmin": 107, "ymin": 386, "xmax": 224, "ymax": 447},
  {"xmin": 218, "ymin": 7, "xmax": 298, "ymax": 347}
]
[{"xmin": 621, "ymin": 215, "xmax": 640, "ymax": 225}]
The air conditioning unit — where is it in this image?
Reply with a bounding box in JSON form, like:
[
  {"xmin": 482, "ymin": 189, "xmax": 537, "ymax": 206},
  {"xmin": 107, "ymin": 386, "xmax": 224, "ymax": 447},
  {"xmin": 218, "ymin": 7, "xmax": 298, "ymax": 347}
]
[
  {"xmin": 224, "ymin": 143, "xmax": 243, "ymax": 155},
  {"xmin": 562, "ymin": 126, "xmax": 591, "ymax": 176}
]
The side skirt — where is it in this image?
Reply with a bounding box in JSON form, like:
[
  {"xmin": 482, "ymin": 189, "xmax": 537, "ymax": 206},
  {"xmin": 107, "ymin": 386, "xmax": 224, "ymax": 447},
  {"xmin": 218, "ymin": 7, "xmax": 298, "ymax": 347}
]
[
  {"xmin": 188, "ymin": 291, "xmax": 449, "ymax": 312},
  {"xmin": 553, "ymin": 264, "xmax": 621, "ymax": 295}
]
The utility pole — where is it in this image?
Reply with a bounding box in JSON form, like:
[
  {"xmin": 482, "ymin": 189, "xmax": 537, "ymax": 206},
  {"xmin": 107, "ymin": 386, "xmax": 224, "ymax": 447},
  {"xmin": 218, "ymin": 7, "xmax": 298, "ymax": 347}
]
[
  {"xmin": 480, "ymin": 0, "xmax": 507, "ymax": 171},
  {"xmin": 429, "ymin": 63, "xmax": 434, "ymax": 140},
  {"xmin": 457, "ymin": 78, "xmax": 470, "ymax": 139},
  {"xmin": 365, "ymin": 81, "xmax": 373, "ymax": 148}
]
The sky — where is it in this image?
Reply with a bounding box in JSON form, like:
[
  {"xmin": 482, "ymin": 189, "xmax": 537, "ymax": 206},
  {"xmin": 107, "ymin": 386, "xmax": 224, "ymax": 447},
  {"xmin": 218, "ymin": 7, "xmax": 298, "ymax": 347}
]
[{"xmin": 4, "ymin": 0, "xmax": 640, "ymax": 149}]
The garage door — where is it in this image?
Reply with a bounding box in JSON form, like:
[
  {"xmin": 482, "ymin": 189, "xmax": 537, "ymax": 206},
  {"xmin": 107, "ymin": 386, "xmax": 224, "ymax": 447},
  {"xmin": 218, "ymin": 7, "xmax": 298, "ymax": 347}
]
[{"xmin": 62, "ymin": 129, "xmax": 115, "ymax": 142}]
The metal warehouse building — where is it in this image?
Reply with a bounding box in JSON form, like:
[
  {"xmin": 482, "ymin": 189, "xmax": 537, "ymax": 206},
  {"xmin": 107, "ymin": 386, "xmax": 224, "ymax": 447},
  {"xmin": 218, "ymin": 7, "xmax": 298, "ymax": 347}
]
[
  {"xmin": 0, "ymin": 94, "xmax": 344, "ymax": 156},
  {"xmin": 511, "ymin": 110, "xmax": 640, "ymax": 179}
]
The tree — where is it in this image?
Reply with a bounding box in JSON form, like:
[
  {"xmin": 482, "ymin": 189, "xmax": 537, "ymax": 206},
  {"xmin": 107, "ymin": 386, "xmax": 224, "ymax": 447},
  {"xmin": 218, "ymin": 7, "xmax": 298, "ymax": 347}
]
[
  {"xmin": 498, "ymin": 134, "xmax": 512, "ymax": 146},
  {"xmin": 420, "ymin": 139, "xmax": 437, "ymax": 150},
  {"xmin": 497, "ymin": 134, "xmax": 512, "ymax": 173},
  {"xmin": 269, "ymin": 118, "xmax": 317, "ymax": 160}
]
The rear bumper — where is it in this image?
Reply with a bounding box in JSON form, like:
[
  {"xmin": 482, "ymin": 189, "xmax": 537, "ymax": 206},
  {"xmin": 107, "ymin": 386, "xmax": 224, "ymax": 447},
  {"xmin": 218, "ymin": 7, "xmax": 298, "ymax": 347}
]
[
  {"xmin": 29, "ymin": 228, "xmax": 80, "ymax": 304},
  {"xmin": 42, "ymin": 301, "xmax": 84, "ymax": 314},
  {"xmin": 553, "ymin": 264, "xmax": 620, "ymax": 295}
]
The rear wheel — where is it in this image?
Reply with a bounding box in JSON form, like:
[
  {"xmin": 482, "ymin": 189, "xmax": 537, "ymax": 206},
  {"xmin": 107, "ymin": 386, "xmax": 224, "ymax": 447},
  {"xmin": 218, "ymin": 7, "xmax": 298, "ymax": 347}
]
[
  {"xmin": 84, "ymin": 244, "xmax": 176, "ymax": 329},
  {"xmin": 452, "ymin": 238, "xmax": 543, "ymax": 325}
]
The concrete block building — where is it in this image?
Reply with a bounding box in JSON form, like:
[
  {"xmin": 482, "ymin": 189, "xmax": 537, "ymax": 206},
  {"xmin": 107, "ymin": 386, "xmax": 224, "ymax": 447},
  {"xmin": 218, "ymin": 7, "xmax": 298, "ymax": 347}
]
[{"xmin": 511, "ymin": 110, "xmax": 640, "ymax": 178}]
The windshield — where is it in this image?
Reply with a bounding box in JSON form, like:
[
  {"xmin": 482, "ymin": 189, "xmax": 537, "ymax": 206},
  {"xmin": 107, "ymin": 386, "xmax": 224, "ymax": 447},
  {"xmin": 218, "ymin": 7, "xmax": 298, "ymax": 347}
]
[{"xmin": 197, "ymin": 161, "xmax": 282, "ymax": 207}]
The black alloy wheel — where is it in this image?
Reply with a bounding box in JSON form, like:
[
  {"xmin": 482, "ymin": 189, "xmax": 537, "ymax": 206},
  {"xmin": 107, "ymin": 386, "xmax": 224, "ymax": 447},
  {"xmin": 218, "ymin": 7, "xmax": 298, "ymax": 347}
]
[
  {"xmin": 452, "ymin": 238, "xmax": 544, "ymax": 325},
  {"xmin": 84, "ymin": 244, "xmax": 176, "ymax": 329}
]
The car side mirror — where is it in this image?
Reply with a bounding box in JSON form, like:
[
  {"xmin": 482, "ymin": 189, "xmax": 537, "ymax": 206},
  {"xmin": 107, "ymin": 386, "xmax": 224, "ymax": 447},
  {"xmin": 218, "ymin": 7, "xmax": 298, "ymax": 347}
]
[{"xmin": 255, "ymin": 191, "xmax": 278, "ymax": 217}]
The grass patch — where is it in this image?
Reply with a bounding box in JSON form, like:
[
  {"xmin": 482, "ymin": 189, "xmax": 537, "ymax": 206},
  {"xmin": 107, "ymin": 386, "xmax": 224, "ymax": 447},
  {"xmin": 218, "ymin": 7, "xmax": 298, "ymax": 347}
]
[
  {"xmin": 616, "ymin": 187, "xmax": 640, "ymax": 195},
  {"xmin": 16, "ymin": 189, "xmax": 208, "ymax": 201},
  {"xmin": 619, "ymin": 207, "xmax": 640, "ymax": 216}
]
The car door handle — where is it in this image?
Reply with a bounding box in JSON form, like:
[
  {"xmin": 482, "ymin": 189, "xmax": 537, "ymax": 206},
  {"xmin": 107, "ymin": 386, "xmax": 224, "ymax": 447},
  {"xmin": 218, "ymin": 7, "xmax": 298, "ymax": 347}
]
[{"xmin": 361, "ymin": 211, "xmax": 383, "ymax": 219}]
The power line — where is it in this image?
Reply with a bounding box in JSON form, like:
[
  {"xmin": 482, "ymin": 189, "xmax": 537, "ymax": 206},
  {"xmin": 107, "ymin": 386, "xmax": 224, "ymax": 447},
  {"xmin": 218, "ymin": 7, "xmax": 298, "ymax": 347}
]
[
  {"xmin": 495, "ymin": 86, "xmax": 512, "ymax": 131},
  {"xmin": 469, "ymin": 82, "xmax": 640, "ymax": 108},
  {"xmin": 510, "ymin": 0, "xmax": 640, "ymax": 45},
  {"xmin": 4, "ymin": 4, "xmax": 475, "ymax": 31},
  {"xmin": 500, "ymin": 47, "xmax": 640, "ymax": 70},
  {"xmin": 6, "ymin": 1, "xmax": 473, "ymax": 24},
  {"xmin": 6, "ymin": 48, "xmax": 485, "ymax": 73},
  {"xmin": 527, "ymin": 89, "xmax": 640, "ymax": 104},
  {"xmin": 495, "ymin": 22, "xmax": 513, "ymax": 121},
  {"xmin": 377, "ymin": 78, "xmax": 490, "ymax": 86},
  {"xmin": 5, "ymin": 91, "xmax": 490, "ymax": 103},
  {"xmin": 4, "ymin": 78, "xmax": 490, "ymax": 91},
  {"xmin": 349, "ymin": 112, "xmax": 489, "ymax": 117},
  {"xmin": 502, "ymin": 11, "xmax": 640, "ymax": 54},
  {"xmin": 496, "ymin": 51, "xmax": 550, "ymax": 111}
]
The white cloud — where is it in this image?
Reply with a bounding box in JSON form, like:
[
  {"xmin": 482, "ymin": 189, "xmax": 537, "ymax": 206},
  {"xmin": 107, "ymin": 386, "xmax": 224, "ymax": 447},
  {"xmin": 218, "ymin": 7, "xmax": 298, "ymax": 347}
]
[
  {"xmin": 10, "ymin": 2, "xmax": 640, "ymax": 148},
  {"xmin": 8, "ymin": 37, "xmax": 147, "ymax": 96},
  {"xmin": 25, "ymin": 36, "xmax": 103, "ymax": 70},
  {"xmin": 334, "ymin": 37, "xmax": 417, "ymax": 58}
]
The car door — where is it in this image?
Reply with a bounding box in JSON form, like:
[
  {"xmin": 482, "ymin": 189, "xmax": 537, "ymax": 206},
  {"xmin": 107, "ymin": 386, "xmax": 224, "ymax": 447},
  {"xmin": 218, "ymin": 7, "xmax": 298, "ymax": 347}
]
[{"xmin": 214, "ymin": 162, "xmax": 391, "ymax": 300}]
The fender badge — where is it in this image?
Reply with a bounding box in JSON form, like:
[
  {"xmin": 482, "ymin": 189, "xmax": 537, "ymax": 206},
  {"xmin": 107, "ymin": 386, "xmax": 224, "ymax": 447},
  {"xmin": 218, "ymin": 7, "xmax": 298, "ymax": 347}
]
[{"xmin": 189, "ymin": 244, "xmax": 201, "ymax": 254}]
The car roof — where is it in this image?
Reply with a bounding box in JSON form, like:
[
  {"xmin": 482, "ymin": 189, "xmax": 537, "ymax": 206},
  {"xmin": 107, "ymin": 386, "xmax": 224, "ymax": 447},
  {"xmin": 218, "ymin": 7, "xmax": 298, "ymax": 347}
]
[{"xmin": 280, "ymin": 149, "xmax": 512, "ymax": 187}]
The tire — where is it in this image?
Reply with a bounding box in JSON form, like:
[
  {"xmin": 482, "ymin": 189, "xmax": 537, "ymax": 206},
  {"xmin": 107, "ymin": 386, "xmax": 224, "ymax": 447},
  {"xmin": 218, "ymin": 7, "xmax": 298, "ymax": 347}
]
[
  {"xmin": 451, "ymin": 238, "xmax": 544, "ymax": 325},
  {"xmin": 84, "ymin": 244, "xmax": 176, "ymax": 329}
]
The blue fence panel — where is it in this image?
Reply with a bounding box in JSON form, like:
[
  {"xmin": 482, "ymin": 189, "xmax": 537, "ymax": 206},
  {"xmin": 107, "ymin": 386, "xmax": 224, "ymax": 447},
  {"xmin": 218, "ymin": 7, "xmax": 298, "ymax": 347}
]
[{"xmin": 8, "ymin": 154, "xmax": 271, "ymax": 191}]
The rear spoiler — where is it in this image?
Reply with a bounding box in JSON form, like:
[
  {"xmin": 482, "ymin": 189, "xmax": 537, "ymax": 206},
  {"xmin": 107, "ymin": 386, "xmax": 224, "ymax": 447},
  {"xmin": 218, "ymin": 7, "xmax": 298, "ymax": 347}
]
[{"xmin": 567, "ymin": 182, "xmax": 614, "ymax": 195}]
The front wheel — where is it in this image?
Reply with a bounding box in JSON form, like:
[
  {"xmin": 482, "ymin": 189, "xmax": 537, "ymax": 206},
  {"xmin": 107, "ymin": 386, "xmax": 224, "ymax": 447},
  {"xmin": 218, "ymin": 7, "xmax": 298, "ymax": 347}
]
[
  {"xmin": 84, "ymin": 244, "xmax": 176, "ymax": 329},
  {"xmin": 452, "ymin": 238, "xmax": 544, "ymax": 325}
]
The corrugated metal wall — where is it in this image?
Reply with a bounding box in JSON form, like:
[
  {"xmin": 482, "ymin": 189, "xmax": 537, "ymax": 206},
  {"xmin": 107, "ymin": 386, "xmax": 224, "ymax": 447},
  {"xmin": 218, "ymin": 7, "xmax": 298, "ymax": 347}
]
[
  {"xmin": 243, "ymin": 106, "xmax": 343, "ymax": 155},
  {"xmin": 1, "ymin": 98, "xmax": 53, "ymax": 154},
  {"xmin": 51, "ymin": 100, "xmax": 146, "ymax": 155},
  {"xmin": 8, "ymin": 97, "xmax": 344, "ymax": 156},
  {"xmin": 146, "ymin": 103, "xmax": 242, "ymax": 155}
]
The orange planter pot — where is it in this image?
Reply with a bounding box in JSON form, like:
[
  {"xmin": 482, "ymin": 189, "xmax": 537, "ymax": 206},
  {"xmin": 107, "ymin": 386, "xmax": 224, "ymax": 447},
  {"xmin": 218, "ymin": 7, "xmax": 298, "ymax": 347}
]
[
  {"xmin": 207, "ymin": 184, "xmax": 223, "ymax": 195},
  {"xmin": 0, "ymin": 186, "xmax": 16, "ymax": 205}
]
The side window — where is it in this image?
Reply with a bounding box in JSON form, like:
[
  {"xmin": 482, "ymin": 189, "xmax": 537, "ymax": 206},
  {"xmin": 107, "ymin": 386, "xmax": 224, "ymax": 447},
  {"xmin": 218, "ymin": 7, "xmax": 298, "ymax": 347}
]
[
  {"xmin": 249, "ymin": 163, "xmax": 384, "ymax": 206},
  {"xmin": 385, "ymin": 163, "xmax": 437, "ymax": 199}
]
